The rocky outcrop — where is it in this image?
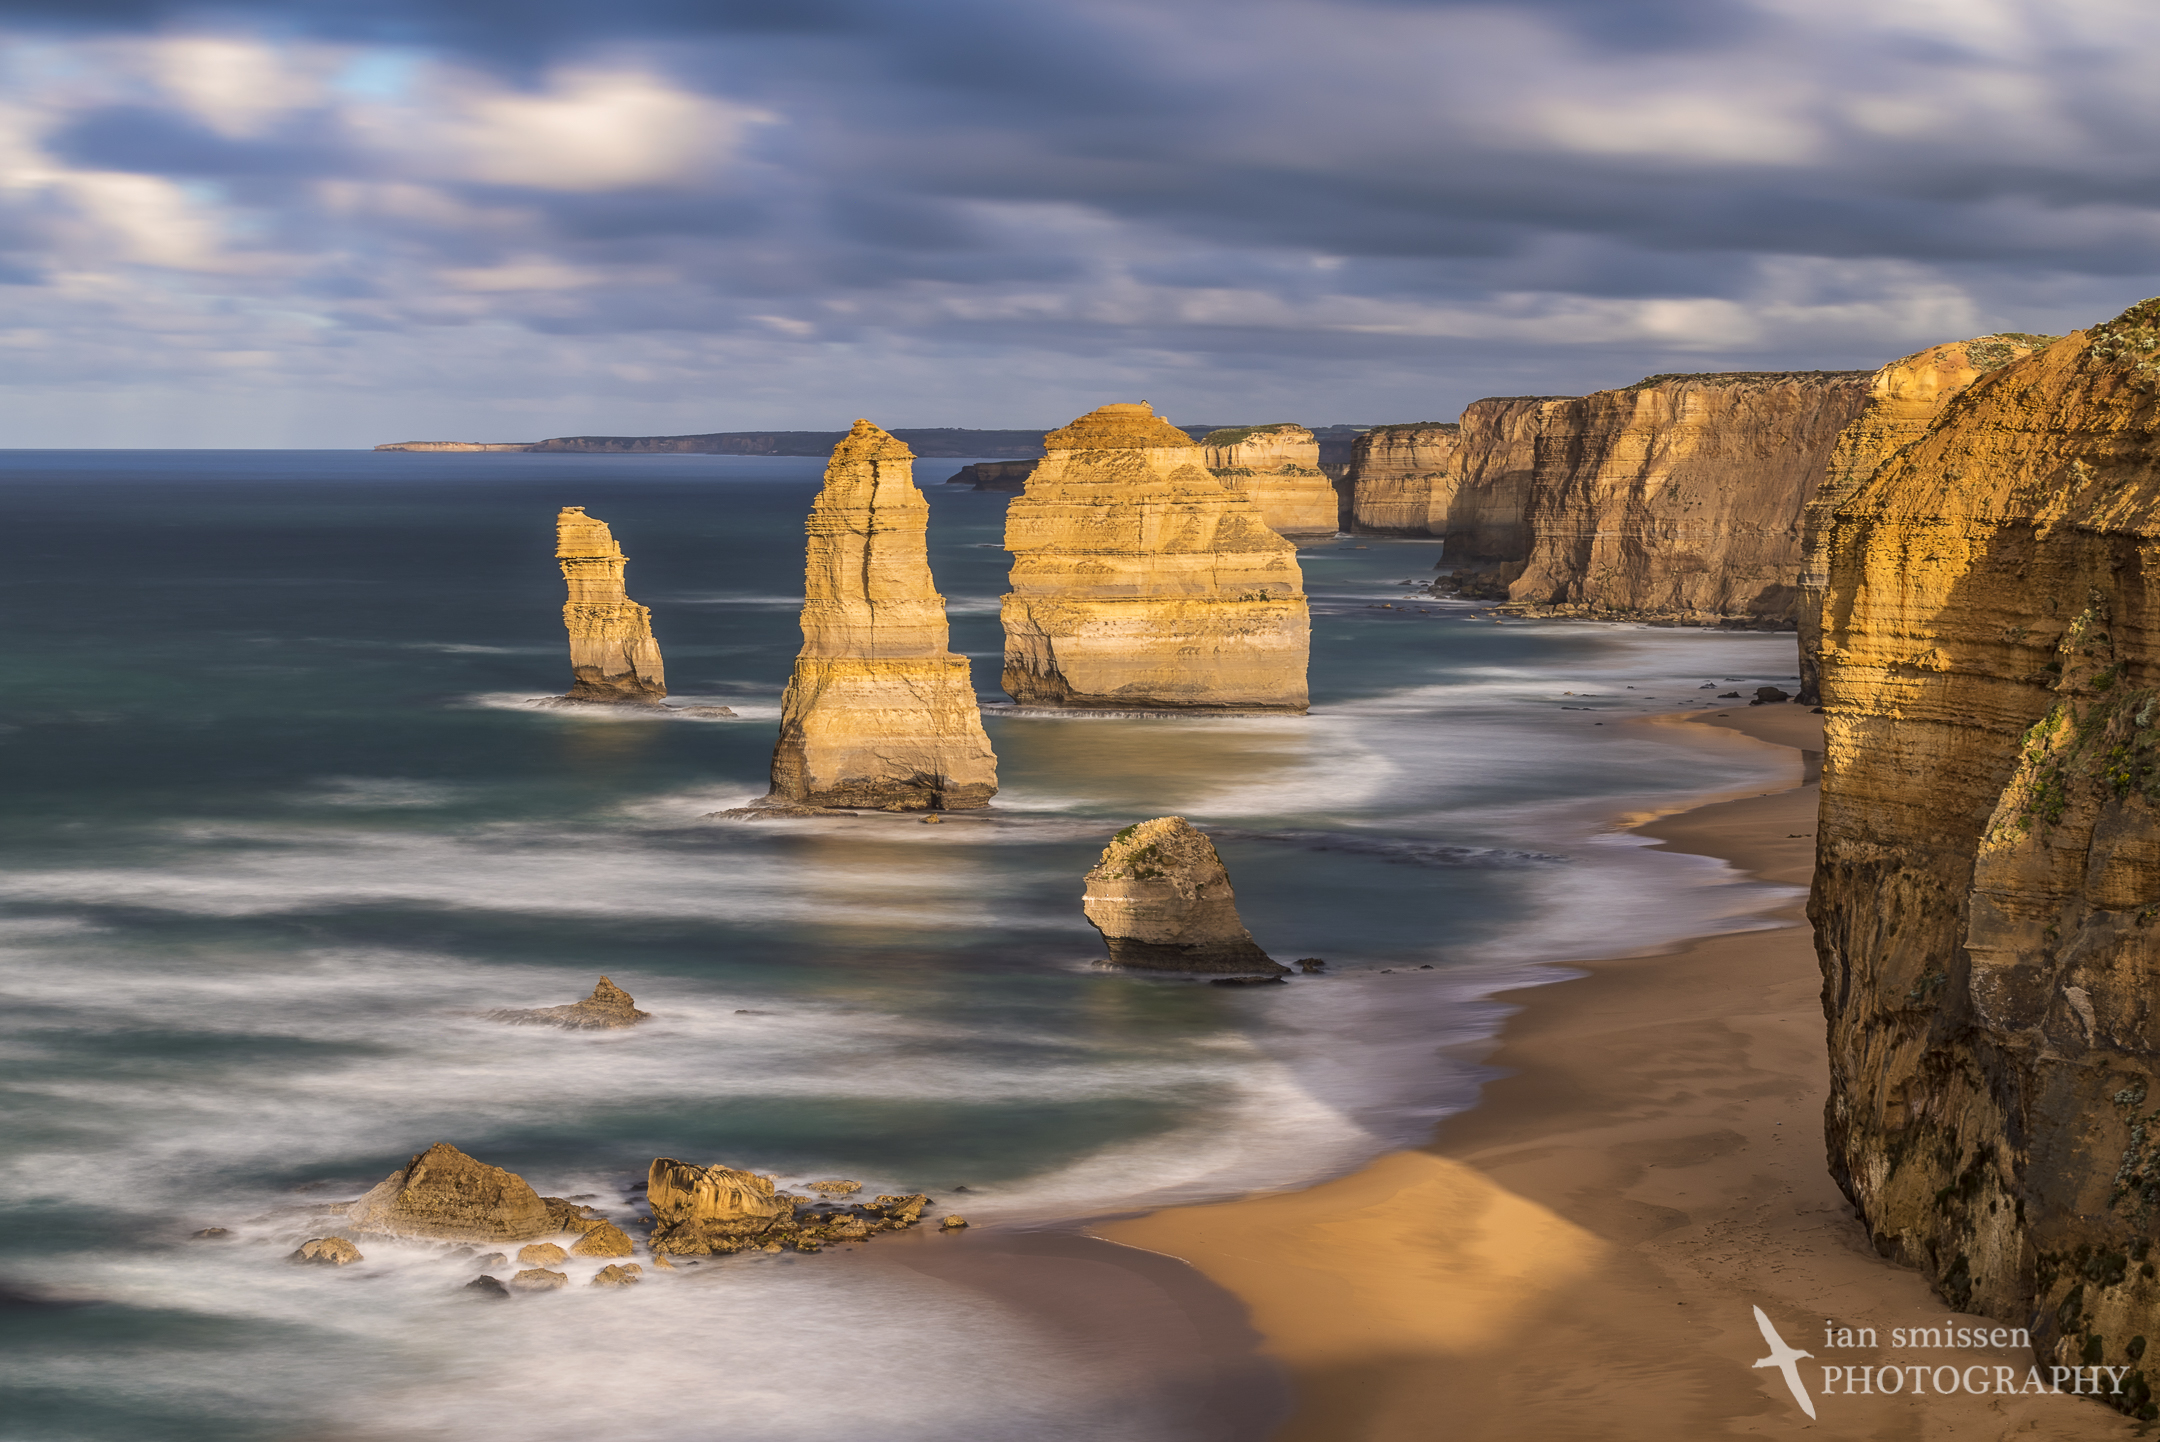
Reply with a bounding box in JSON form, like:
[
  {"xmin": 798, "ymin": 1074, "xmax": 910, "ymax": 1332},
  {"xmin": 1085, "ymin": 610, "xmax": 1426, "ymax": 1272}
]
[
  {"xmin": 1081, "ymin": 817, "xmax": 1285, "ymax": 974},
  {"xmin": 944, "ymin": 461, "xmax": 1037, "ymax": 491},
  {"xmin": 1203, "ymin": 424, "xmax": 1339, "ymax": 537},
  {"xmin": 1002, "ymin": 404, "xmax": 1310, "ymax": 712},
  {"xmin": 646, "ymin": 1156, "xmax": 932, "ymax": 1256},
  {"xmin": 767, "ymin": 420, "xmax": 997, "ymax": 811},
  {"xmin": 556, "ymin": 507, "xmax": 667, "ymax": 704},
  {"xmin": 1348, "ymin": 423, "xmax": 1459, "ymax": 533},
  {"xmin": 1795, "ymin": 335, "xmax": 2054, "ymax": 701},
  {"xmin": 288, "ymin": 1236, "xmax": 362, "ymax": 1265},
  {"xmin": 489, "ymin": 976, "xmax": 650, "ymax": 1030},
  {"xmin": 345, "ymin": 1142, "xmax": 600, "ymax": 1243},
  {"xmin": 1813, "ymin": 301, "xmax": 2160, "ymax": 1411},
  {"xmin": 1504, "ymin": 372, "xmax": 1871, "ymax": 625}
]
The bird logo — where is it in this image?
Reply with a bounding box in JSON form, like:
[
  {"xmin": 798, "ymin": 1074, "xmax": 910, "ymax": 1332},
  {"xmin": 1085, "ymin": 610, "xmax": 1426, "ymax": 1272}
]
[{"xmin": 1752, "ymin": 1305, "xmax": 1817, "ymax": 1418}]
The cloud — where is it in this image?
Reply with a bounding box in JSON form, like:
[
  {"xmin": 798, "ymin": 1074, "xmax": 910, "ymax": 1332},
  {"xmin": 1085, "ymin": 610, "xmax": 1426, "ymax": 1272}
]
[{"xmin": 0, "ymin": 1, "xmax": 2154, "ymax": 443}]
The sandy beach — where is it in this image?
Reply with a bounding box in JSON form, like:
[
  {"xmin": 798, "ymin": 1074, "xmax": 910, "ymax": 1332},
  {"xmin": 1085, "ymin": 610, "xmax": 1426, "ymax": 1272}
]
[{"xmin": 1105, "ymin": 706, "xmax": 2144, "ymax": 1439}]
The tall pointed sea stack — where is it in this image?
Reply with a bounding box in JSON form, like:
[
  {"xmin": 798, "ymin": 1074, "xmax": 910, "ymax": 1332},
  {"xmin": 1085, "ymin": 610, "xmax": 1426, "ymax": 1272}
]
[
  {"xmin": 1003, "ymin": 403, "xmax": 1309, "ymax": 712},
  {"xmin": 769, "ymin": 420, "xmax": 997, "ymax": 811},
  {"xmin": 556, "ymin": 506, "xmax": 666, "ymax": 704}
]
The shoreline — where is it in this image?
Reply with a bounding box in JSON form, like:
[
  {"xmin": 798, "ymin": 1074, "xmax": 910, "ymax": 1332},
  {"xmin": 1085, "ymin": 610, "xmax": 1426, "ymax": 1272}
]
[{"xmin": 1103, "ymin": 706, "xmax": 2142, "ymax": 1438}]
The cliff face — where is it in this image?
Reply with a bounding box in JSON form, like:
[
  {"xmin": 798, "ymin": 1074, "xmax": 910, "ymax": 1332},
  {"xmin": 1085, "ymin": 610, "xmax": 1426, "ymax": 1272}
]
[
  {"xmin": 1348, "ymin": 423, "xmax": 1459, "ymax": 533},
  {"xmin": 1082, "ymin": 817, "xmax": 1284, "ymax": 973},
  {"xmin": 1432, "ymin": 397, "xmax": 1562, "ymax": 595},
  {"xmin": 1505, "ymin": 372, "xmax": 1871, "ymax": 625},
  {"xmin": 769, "ymin": 420, "xmax": 997, "ymax": 811},
  {"xmin": 1002, "ymin": 403, "xmax": 1310, "ymax": 713},
  {"xmin": 556, "ymin": 506, "xmax": 667, "ymax": 703},
  {"xmin": 1203, "ymin": 424, "xmax": 1338, "ymax": 537},
  {"xmin": 1814, "ymin": 302, "xmax": 2160, "ymax": 1406},
  {"xmin": 1796, "ymin": 336, "xmax": 2054, "ymax": 701}
]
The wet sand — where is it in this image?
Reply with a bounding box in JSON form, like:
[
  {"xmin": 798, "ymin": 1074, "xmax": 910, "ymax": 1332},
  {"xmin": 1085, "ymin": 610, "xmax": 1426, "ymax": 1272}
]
[{"xmin": 1105, "ymin": 706, "xmax": 2141, "ymax": 1439}]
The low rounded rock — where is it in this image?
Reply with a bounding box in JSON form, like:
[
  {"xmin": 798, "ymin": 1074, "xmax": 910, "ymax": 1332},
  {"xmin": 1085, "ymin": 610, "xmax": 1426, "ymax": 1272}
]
[
  {"xmin": 589, "ymin": 1263, "xmax": 643, "ymax": 1288},
  {"xmin": 509, "ymin": 1268, "xmax": 568, "ymax": 1291},
  {"xmin": 516, "ymin": 1242, "xmax": 568, "ymax": 1266},
  {"xmin": 288, "ymin": 1236, "xmax": 363, "ymax": 1266},
  {"xmin": 463, "ymin": 1274, "xmax": 510, "ymax": 1300},
  {"xmin": 568, "ymin": 1223, "xmax": 633, "ymax": 1258}
]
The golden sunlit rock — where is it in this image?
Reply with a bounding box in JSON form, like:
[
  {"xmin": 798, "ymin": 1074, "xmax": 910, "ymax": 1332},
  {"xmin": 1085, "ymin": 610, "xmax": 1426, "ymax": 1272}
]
[
  {"xmin": 1082, "ymin": 816, "xmax": 1285, "ymax": 974},
  {"xmin": 1203, "ymin": 423, "xmax": 1339, "ymax": 537},
  {"xmin": 555, "ymin": 506, "xmax": 667, "ymax": 704}
]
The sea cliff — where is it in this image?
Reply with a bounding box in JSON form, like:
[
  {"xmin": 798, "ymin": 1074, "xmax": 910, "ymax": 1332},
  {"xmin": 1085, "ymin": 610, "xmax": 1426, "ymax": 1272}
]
[
  {"xmin": 1814, "ymin": 301, "xmax": 2160, "ymax": 1411},
  {"xmin": 769, "ymin": 421, "xmax": 997, "ymax": 810},
  {"xmin": 1002, "ymin": 403, "xmax": 1309, "ymax": 713},
  {"xmin": 1796, "ymin": 335, "xmax": 2053, "ymax": 701},
  {"xmin": 1348, "ymin": 423, "xmax": 1458, "ymax": 534},
  {"xmin": 555, "ymin": 507, "xmax": 666, "ymax": 703},
  {"xmin": 1203, "ymin": 424, "xmax": 1339, "ymax": 538},
  {"xmin": 1503, "ymin": 371, "xmax": 1870, "ymax": 625}
]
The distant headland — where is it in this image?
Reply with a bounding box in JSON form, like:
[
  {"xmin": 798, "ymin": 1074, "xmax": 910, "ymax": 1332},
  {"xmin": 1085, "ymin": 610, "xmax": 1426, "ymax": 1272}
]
[{"xmin": 374, "ymin": 423, "xmax": 1374, "ymax": 462}]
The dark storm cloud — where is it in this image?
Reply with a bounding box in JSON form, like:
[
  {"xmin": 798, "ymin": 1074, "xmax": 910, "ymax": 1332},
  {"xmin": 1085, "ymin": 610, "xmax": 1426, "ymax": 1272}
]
[{"xmin": 1, "ymin": 0, "xmax": 2157, "ymax": 443}]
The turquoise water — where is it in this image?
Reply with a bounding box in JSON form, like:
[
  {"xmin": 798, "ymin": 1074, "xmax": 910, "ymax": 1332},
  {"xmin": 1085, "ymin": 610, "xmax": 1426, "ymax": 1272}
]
[{"xmin": 0, "ymin": 450, "xmax": 1805, "ymax": 1440}]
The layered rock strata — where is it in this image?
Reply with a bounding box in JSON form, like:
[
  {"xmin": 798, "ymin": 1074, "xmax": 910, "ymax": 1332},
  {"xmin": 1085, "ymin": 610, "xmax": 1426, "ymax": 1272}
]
[
  {"xmin": 1002, "ymin": 404, "xmax": 1309, "ymax": 712},
  {"xmin": 1082, "ymin": 816, "xmax": 1285, "ymax": 974},
  {"xmin": 489, "ymin": 976, "xmax": 650, "ymax": 1029},
  {"xmin": 768, "ymin": 421, "xmax": 998, "ymax": 811},
  {"xmin": 1203, "ymin": 424, "xmax": 1339, "ymax": 537},
  {"xmin": 556, "ymin": 507, "xmax": 667, "ymax": 703},
  {"xmin": 345, "ymin": 1142, "xmax": 603, "ymax": 1243},
  {"xmin": 1348, "ymin": 423, "xmax": 1459, "ymax": 533},
  {"xmin": 1428, "ymin": 397, "xmax": 1563, "ymax": 596},
  {"xmin": 1814, "ymin": 301, "xmax": 2160, "ymax": 1411},
  {"xmin": 1795, "ymin": 335, "xmax": 2053, "ymax": 702},
  {"xmin": 646, "ymin": 1157, "xmax": 932, "ymax": 1256},
  {"xmin": 1504, "ymin": 371, "xmax": 1871, "ymax": 625}
]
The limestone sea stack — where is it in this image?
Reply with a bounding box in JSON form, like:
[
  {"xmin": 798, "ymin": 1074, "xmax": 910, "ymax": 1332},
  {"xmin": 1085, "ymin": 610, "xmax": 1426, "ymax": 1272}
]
[
  {"xmin": 1348, "ymin": 422, "xmax": 1460, "ymax": 533},
  {"xmin": 345, "ymin": 1142, "xmax": 602, "ymax": 1242},
  {"xmin": 1793, "ymin": 334, "xmax": 2052, "ymax": 702},
  {"xmin": 1202, "ymin": 424, "xmax": 1339, "ymax": 537},
  {"xmin": 1082, "ymin": 817, "xmax": 1286, "ymax": 974},
  {"xmin": 556, "ymin": 506, "xmax": 667, "ymax": 703},
  {"xmin": 1814, "ymin": 301, "xmax": 2160, "ymax": 1393},
  {"xmin": 1003, "ymin": 404, "xmax": 1309, "ymax": 712},
  {"xmin": 768, "ymin": 420, "xmax": 997, "ymax": 811}
]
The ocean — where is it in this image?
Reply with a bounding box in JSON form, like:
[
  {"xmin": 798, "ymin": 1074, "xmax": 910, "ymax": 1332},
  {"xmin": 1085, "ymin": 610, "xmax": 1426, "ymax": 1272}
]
[{"xmin": 0, "ymin": 449, "xmax": 1806, "ymax": 1440}]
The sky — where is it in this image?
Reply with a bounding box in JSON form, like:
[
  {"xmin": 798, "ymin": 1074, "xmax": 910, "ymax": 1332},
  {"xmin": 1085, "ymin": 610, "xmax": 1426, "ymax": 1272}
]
[{"xmin": 0, "ymin": 0, "xmax": 2155, "ymax": 446}]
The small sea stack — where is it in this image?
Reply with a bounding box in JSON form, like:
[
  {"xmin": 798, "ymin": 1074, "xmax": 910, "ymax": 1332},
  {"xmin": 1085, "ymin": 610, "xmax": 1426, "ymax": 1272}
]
[
  {"xmin": 555, "ymin": 506, "xmax": 667, "ymax": 704},
  {"xmin": 766, "ymin": 420, "xmax": 997, "ymax": 811},
  {"xmin": 489, "ymin": 976, "xmax": 650, "ymax": 1030},
  {"xmin": 1082, "ymin": 817, "xmax": 1286, "ymax": 974},
  {"xmin": 1002, "ymin": 403, "xmax": 1309, "ymax": 712}
]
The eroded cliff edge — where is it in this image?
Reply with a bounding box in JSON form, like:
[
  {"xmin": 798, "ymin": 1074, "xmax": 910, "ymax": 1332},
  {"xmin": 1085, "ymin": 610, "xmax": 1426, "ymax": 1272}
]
[
  {"xmin": 768, "ymin": 420, "xmax": 997, "ymax": 810},
  {"xmin": 1002, "ymin": 403, "xmax": 1310, "ymax": 713},
  {"xmin": 1815, "ymin": 301, "xmax": 2160, "ymax": 1414},
  {"xmin": 1795, "ymin": 335, "xmax": 2054, "ymax": 702}
]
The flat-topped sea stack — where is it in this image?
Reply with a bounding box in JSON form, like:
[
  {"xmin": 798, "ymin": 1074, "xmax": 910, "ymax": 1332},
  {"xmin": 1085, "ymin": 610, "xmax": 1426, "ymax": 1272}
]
[
  {"xmin": 556, "ymin": 506, "xmax": 667, "ymax": 704},
  {"xmin": 1812, "ymin": 301, "xmax": 2160, "ymax": 1395},
  {"xmin": 1794, "ymin": 334, "xmax": 2052, "ymax": 701},
  {"xmin": 1348, "ymin": 422, "xmax": 1459, "ymax": 534},
  {"xmin": 768, "ymin": 420, "xmax": 997, "ymax": 811},
  {"xmin": 1202, "ymin": 424, "xmax": 1338, "ymax": 538},
  {"xmin": 1504, "ymin": 371, "xmax": 1873, "ymax": 625},
  {"xmin": 1082, "ymin": 817, "xmax": 1285, "ymax": 974},
  {"xmin": 1003, "ymin": 403, "xmax": 1309, "ymax": 713}
]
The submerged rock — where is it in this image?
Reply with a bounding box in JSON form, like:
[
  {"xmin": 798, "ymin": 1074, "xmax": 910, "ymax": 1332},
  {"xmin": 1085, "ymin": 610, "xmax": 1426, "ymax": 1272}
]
[
  {"xmin": 1082, "ymin": 817, "xmax": 1286, "ymax": 974},
  {"xmin": 516, "ymin": 1242, "xmax": 568, "ymax": 1267},
  {"xmin": 463, "ymin": 1274, "xmax": 510, "ymax": 1300},
  {"xmin": 489, "ymin": 976, "xmax": 650, "ymax": 1030},
  {"xmin": 804, "ymin": 1179, "xmax": 861, "ymax": 1196},
  {"xmin": 555, "ymin": 506, "xmax": 668, "ymax": 704},
  {"xmin": 568, "ymin": 1222, "xmax": 634, "ymax": 1258},
  {"xmin": 767, "ymin": 420, "xmax": 998, "ymax": 811},
  {"xmin": 509, "ymin": 1268, "xmax": 567, "ymax": 1292},
  {"xmin": 345, "ymin": 1142, "xmax": 599, "ymax": 1243},
  {"xmin": 288, "ymin": 1236, "xmax": 363, "ymax": 1266},
  {"xmin": 1002, "ymin": 403, "xmax": 1309, "ymax": 713},
  {"xmin": 589, "ymin": 1263, "xmax": 643, "ymax": 1288}
]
